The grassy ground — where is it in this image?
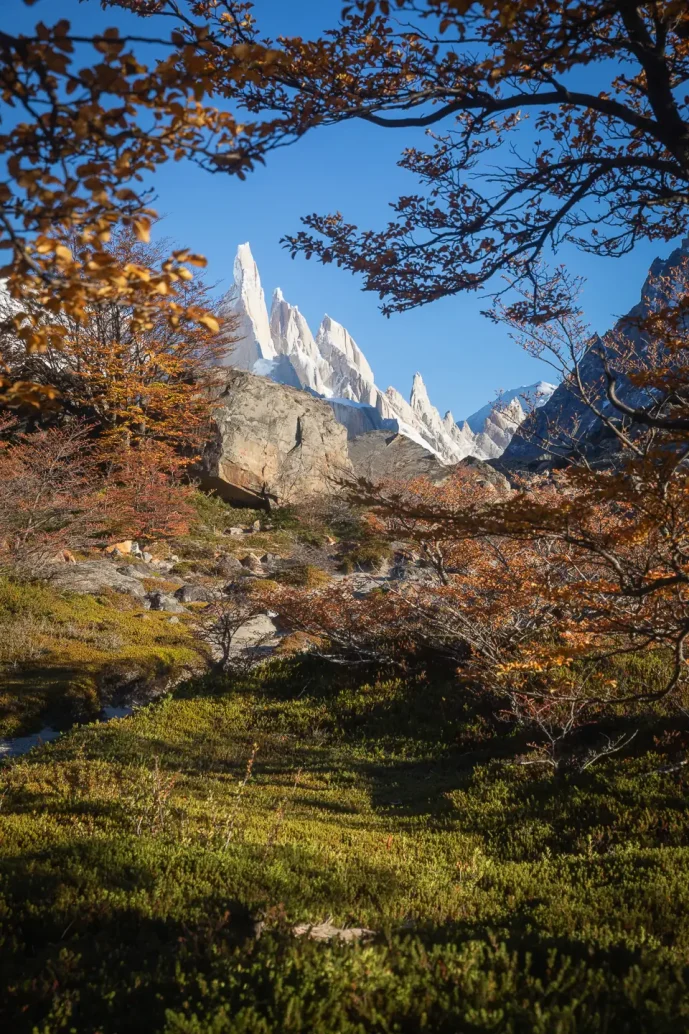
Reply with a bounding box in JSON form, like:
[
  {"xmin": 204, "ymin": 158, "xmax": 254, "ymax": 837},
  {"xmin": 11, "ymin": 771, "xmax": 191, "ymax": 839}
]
[
  {"xmin": 2, "ymin": 658, "xmax": 689, "ymax": 1032},
  {"xmin": 0, "ymin": 578, "xmax": 202, "ymax": 738}
]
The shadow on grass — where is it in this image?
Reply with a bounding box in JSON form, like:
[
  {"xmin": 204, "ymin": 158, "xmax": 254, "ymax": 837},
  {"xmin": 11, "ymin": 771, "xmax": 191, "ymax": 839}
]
[{"xmin": 2, "ymin": 833, "xmax": 689, "ymax": 1034}]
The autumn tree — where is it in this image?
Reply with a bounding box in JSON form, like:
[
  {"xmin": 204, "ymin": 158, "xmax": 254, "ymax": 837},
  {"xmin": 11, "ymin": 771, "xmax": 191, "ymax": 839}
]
[
  {"xmin": 8, "ymin": 0, "xmax": 687, "ymax": 390},
  {"xmin": 93, "ymin": 1, "xmax": 687, "ymax": 318},
  {"xmin": 0, "ymin": 419, "xmax": 105, "ymax": 570},
  {"xmin": 1, "ymin": 225, "xmax": 230, "ymax": 458},
  {"xmin": 0, "ymin": 1, "xmax": 272, "ymax": 403}
]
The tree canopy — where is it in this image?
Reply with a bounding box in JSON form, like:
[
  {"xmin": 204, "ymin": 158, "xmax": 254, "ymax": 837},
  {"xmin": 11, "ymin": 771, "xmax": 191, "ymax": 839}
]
[
  {"xmin": 4, "ymin": 0, "xmax": 689, "ymax": 407},
  {"xmin": 105, "ymin": 0, "xmax": 689, "ymax": 313}
]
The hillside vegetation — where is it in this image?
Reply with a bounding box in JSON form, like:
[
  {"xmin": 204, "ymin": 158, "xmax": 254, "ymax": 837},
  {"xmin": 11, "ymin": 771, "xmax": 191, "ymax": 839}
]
[{"xmin": 2, "ymin": 658, "xmax": 689, "ymax": 1032}]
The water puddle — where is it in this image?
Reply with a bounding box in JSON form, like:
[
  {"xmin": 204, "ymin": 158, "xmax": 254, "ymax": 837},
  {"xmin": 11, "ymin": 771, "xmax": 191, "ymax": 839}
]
[{"xmin": 0, "ymin": 705, "xmax": 134, "ymax": 759}]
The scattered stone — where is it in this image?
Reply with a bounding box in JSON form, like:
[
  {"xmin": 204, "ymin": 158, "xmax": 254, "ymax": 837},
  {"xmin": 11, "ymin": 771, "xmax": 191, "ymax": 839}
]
[
  {"xmin": 168, "ymin": 616, "xmax": 180, "ymax": 624},
  {"xmin": 142, "ymin": 552, "xmax": 154, "ymax": 564},
  {"xmin": 146, "ymin": 591, "xmax": 185, "ymax": 613},
  {"xmin": 48, "ymin": 560, "xmax": 146, "ymax": 598},
  {"xmin": 174, "ymin": 584, "xmax": 218, "ymax": 604},
  {"xmin": 260, "ymin": 552, "xmax": 280, "ymax": 565},
  {"xmin": 251, "ymin": 519, "xmax": 262, "ymax": 532},
  {"xmin": 105, "ymin": 539, "xmax": 135, "ymax": 556},
  {"xmin": 240, "ymin": 553, "xmax": 264, "ymax": 574},
  {"xmin": 292, "ymin": 920, "xmax": 376, "ymax": 944},
  {"xmin": 216, "ymin": 555, "xmax": 244, "ymax": 578},
  {"xmin": 150, "ymin": 560, "xmax": 174, "ymax": 574},
  {"xmin": 228, "ymin": 527, "xmax": 245, "ymax": 538},
  {"xmin": 117, "ymin": 564, "xmax": 149, "ymax": 580},
  {"xmin": 169, "ymin": 555, "xmax": 180, "ymax": 563}
]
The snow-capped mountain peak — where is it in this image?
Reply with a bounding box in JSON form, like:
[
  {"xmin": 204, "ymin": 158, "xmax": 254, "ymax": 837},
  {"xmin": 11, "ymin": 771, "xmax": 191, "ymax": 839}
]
[
  {"xmin": 218, "ymin": 243, "xmax": 558, "ymax": 465},
  {"xmin": 218, "ymin": 242, "xmax": 276, "ymax": 368}
]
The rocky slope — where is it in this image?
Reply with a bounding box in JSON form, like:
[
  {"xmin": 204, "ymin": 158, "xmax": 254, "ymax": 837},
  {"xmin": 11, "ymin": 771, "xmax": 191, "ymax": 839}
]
[
  {"xmin": 218, "ymin": 244, "xmax": 556, "ymax": 465},
  {"xmin": 503, "ymin": 238, "xmax": 689, "ymax": 467}
]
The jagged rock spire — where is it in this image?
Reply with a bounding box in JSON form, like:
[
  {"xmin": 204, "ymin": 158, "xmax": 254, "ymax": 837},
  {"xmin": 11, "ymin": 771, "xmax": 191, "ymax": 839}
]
[
  {"xmin": 217, "ymin": 242, "xmax": 557, "ymax": 463},
  {"xmin": 217, "ymin": 243, "xmax": 276, "ymax": 369}
]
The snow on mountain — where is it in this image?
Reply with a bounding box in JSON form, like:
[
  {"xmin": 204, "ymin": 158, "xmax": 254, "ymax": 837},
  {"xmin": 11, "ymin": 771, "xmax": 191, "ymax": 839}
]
[
  {"xmin": 464, "ymin": 382, "xmax": 557, "ymax": 434},
  {"xmin": 269, "ymin": 288, "xmax": 332, "ymax": 396},
  {"xmin": 217, "ymin": 243, "xmax": 277, "ymax": 369},
  {"xmin": 218, "ymin": 243, "xmax": 556, "ymax": 464},
  {"xmin": 314, "ymin": 315, "xmax": 379, "ymax": 406}
]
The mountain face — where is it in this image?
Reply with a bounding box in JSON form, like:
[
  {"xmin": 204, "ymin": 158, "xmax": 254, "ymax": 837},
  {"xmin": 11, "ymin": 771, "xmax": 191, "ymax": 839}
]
[
  {"xmin": 503, "ymin": 237, "xmax": 689, "ymax": 467},
  {"xmin": 219, "ymin": 243, "xmax": 556, "ymax": 464}
]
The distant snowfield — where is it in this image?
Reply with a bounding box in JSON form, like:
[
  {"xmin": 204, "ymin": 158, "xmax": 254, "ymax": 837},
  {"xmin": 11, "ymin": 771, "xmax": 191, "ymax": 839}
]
[{"xmin": 218, "ymin": 243, "xmax": 557, "ymax": 463}]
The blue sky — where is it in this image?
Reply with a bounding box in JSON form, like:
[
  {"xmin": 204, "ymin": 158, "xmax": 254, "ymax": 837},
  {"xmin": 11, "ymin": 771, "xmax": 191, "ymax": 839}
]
[{"xmin": 7, "ymin": 0, "xmax": 684, "ymax": 419}]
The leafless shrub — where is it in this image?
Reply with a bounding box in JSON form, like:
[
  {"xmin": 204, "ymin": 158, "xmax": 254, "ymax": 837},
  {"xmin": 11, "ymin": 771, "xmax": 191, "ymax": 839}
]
[{"xmin": 198, "ymin": 584, "xmax": 272, "ymax": 673}]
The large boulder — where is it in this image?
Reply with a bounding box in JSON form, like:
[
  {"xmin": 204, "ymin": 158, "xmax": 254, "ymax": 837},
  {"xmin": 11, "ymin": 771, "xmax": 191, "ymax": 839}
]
[
  {"xmin": 348, "ymin": 430, "xmax": 449, "ymax": 483},
  {"xmin": 202, "ymin": 370, "xmax": 354, "ymax": 506},
  {"xmin": 48, "ymin": 561, "xmax": 147, "ymax": 598}
]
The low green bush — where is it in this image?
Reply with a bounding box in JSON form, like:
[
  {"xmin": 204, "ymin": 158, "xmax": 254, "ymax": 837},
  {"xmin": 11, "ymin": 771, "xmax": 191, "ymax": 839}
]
[{"xmin": 2, "ymin": 660, "xmax": 689, "ymax": 1031}]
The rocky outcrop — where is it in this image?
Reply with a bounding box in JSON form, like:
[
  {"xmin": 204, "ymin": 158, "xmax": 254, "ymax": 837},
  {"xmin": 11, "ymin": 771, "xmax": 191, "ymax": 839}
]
[
  {"xmin": 202, "ymin": 369, "xmax": 353, "ymax": 505},
  {"xmin": 48, "ymin": 560, "xmax": 147, "ymax": 598},
  {"xmin": 458, "ymin": 455, "xmax": 511, "ymax": 493},
  {"xmin": 502, "ymin": 239, "xmax": 689, "ymax": 467},
  {"xmin": 348, "ymin": 430, "xmax": 449, "ymax": 482}
]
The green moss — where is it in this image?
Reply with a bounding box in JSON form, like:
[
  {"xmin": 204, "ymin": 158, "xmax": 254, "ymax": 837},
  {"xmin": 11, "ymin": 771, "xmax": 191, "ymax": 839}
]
[
  {"xmin": 2, "ymin": 660, "xmax": 689, "ymax": 1031},
  {"xmin": 0, "ymin": 577, "xmax": 202, "ymax": 737},
  {"xmin": 273, "ymin": 564, "xmax": 332, "ymax": 588},
  {"xmin": 339, "ymin": 537, "xmax": 392, "ymax": 573}
]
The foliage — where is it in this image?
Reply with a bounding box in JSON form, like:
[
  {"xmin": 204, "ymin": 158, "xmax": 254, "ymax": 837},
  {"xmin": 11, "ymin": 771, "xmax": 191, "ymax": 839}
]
[
  {"xmin": 0, "ymin": 418, "xmax": 105, "ymax": 570},
  {"xmin": 273, "ymin": 564, "xmax": 332, "ymax": 589},
  {"xmin": 199, "ymin": 583, "xmax": 269, "ymax": 672},
  {"xmin": 2, "ymin": 660, "xmax": 689, "ymax": 1030},
  {"xmin": 95, "ymin": 0, "xmax": 689, "ymax": 315},
  {"xmin": 0, "ymin": 576, "xmax": 201, "ymax": 737},
  {"xmin": 0, "ymin": 419, "xmax": 197, "ymax": 567},
  {"xmin": 0, "ymin": 7, "xmax": 261, "ymax": 403},
  {"xmin": 1, "ymin": 228, "xmax": 228, "ymax": 456}
]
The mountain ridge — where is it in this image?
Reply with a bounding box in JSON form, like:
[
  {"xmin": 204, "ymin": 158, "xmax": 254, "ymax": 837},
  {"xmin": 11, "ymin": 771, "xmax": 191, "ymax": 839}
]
[{"xmin": 219, "ymin": 243, "xmax": 556, "ymax": 464}]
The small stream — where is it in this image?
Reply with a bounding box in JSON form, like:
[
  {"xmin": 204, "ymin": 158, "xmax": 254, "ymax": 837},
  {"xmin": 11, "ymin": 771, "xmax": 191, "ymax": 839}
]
[{"xmin": 0, "ymin": 705, "xmax": 134, "ymax": 759}]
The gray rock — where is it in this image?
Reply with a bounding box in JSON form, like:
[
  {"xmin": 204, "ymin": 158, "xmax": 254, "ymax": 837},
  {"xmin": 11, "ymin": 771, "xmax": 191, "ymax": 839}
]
[
  {"xmin": 216, "ymin": 555, "xmax": 245, "ymax": 578},
  {"xmin": 228, "ymin": 526, "xmax": 245, "ymax": 538},
  {"xmin": 201, "ymin": 369, "xmax": 353, "ymax": 506},
  {"xmin": 251, "ymin": 519, "xmax": 262, "ymax": 532},
  {"xmin": 174, "ymin": 583, "xmax": 218, "ymax": 603},
  {"xmin": 240, "ymin": 554, "xmax": 264, "ymax": 574},
  {"xmin": 292, "ymin": 920, "xmax": 375, "ymax": 944},
  {"xmin": 150, "ymin": 560, "xmax": 174, "ymax": 574},
  {"xmin": 117, "ymin": 564, "xmax": 150, "ymax": 580},
  {"xmin": 146, "ymin": 591, "xmax": 185, "ymax": 613},
  {"xmin": 348, "ymin": 430, "xmax": 449, "ymax": 483},
  {"xmin": 142, "ymin": 552, "xmax": 154, "ymax": 563},
  {"xmin": 457, "ymin": 456, "xmax": 510, "ymax": 493},
  {"xmin": 48, "ymin": 561, "xmax": 146, "ymax": 598}
]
